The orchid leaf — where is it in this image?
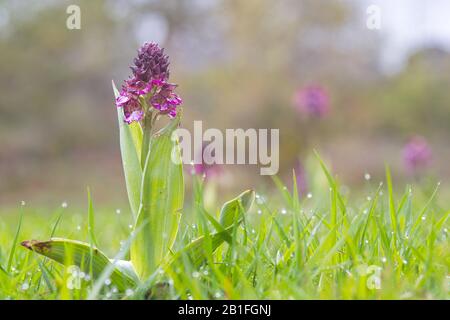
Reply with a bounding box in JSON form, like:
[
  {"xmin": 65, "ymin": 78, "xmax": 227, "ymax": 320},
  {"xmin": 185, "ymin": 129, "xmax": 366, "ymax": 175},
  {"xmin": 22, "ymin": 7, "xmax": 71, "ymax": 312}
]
[
  {"xmin": 21, "ymin": 238, "xmax": 138, "ymax": 291},
  {"xmin": 131, "ymin": 117, "xmax": 184, "ymax": 279},
  {"xmin": 167, "ymin": 190, "xmax": 255, "ymax": 269},
  {"xmin": 113, "ymin": 81, "xmax": 142, "ymax": 219}
]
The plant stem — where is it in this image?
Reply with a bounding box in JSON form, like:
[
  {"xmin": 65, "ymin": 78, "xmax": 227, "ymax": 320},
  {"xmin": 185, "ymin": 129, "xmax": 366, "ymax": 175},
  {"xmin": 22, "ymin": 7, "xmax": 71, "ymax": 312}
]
[{"xmin": 141, "ymin": 112, "xmax": 153, "ymax": 168}]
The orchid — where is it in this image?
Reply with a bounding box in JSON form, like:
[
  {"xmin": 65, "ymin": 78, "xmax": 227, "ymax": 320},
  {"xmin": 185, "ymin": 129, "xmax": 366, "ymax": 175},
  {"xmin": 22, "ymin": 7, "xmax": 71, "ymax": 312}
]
[{"xmin": 20, "ymin": 42, "xmax": 255, "ymax": 296}]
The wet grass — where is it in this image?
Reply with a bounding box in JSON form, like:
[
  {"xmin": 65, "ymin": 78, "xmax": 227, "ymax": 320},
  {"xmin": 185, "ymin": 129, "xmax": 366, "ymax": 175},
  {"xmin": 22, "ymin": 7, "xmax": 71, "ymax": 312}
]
[{"xmin": 0, "ymin": 164, "xmax": 448, "ymax": 300}]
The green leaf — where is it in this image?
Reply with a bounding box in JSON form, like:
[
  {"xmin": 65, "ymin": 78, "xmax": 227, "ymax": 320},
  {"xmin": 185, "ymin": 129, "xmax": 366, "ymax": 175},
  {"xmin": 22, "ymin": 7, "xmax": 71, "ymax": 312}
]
[
  {"xmin": 87, "ymin": 188, "xmax": 99, "ymax": 248},
  {"xmin": 219, "ymin": 189, "xmax": 255, "ymax": 228},
  {"xmin": 168, "ymin": 190, "xmax": 255, "ymax": 269},
  {"xmin": 131, "ymin": 117, "xmax": 184, "ymax": 279},
  {"xmin": 7, "ymin": 206, "xmax": 23, "ymax": 272},
  {"xmin": 113, "ymin": 81, "xmax": 142, "ymax": 219},
  {"xmin": 21, "ymin": 238, "xmax": 138, "ymax": 291}
]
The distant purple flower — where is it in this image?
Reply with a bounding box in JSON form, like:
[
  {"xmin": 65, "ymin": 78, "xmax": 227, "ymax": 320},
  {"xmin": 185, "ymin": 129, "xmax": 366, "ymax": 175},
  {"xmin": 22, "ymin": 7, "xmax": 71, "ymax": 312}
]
[
  {"xmin": 402, "ymin": 136, "xmax": 432, "ymax": 173},
  {"xmin": 294, "ymin": 85, "xmax": 329, "ymax": 117},
  {"xmin": 116, "ymin": 42, "xmax": 182, "ymax": 123},
  {"xmin": 194, "ymin": 143, "xmax": 222, "ymax": 179},
  {"xmin": 131, "ymin": 42, "xmax": 170, "ymax": 82}
]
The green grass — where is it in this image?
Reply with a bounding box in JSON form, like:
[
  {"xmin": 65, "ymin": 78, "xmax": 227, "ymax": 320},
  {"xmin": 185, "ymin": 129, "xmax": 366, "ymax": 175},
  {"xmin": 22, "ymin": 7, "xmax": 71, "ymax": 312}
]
[{"xmin": 0, "ymin": 164, "xmax": 448, "ymax": 300}]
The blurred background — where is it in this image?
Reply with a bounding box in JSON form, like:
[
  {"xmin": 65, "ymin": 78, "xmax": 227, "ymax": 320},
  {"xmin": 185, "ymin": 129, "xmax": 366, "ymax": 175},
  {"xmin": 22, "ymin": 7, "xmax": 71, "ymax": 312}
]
[{"xmin": 0, "ymin": 0, "xmax": 449, "ymax": 208}]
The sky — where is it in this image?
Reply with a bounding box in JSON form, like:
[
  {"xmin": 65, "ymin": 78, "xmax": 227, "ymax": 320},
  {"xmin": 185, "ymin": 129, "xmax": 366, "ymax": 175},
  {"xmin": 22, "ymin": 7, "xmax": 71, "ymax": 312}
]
[{"xmin": 366, "ymin": 0, "xmax": 450, "ymax": 73}]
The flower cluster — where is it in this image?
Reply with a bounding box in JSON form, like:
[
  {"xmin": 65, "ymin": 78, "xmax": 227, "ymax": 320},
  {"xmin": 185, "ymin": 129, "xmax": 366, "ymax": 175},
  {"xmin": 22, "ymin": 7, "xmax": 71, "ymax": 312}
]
[
  {"xmin": 293, "ymin": 85, "xmax": 329, "ymax": 118},
  {"xmin": 116, "ymin": 42, "xmax": 182, "ymax": 124},
  {"xmin": 402, "ymin": 136, "xmax": 432, "ymax": 173}
]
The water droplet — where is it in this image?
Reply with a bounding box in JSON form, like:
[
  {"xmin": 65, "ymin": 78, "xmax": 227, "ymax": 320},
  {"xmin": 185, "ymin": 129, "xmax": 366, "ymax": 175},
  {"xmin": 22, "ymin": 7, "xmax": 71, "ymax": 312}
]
[
  {"xmin": 363, "ymin": 209, "xmax": 368, "ymax": 214},
  {"xmin": 364, "ymin": 173, "xmax": 371, "ymax": 180},
  {"xmin": 403, "ymin": 260, "xmax": 408, "ymax": 265},
  {"xmin": 128, "ymin": 224, "xmax": 133, "ymax": 229},
  {"xmin": 61, "ymin": 201, "xmax": 68, "ymax": 208},
  {"xmin": 76, "ymin": 225, "xmax": 81, "ymax": 231},
  {"xmin": 21, "ymin": 283, "xmax": 29, "ymax": 291},
  {"xmin": 192, "ymin": 271, "xmax": 200, "ymax": 278},
  {"xmin": 256, "ymin": 194, "xmax": 265, "ymax": 204},
  {"xmin": 367, "ymin": 196, "xmax": 372, "ymax": 201},
  {"xmin": 203, "ymin": 270, "xmax": 209, "ymax": 276},
  {"xmin": 84, "ymin": 274, "xmax": 91, "ymax": 281},
  {"xmin": 365, "ymin": 240, "xmax": 369, "ymax": 244},
  {"xmin": 421, "ymin": 216, "xmax": 426, "ymax": 221},
  {"xmin": 105, "ymin": 278, "xmax": 111, "ymax": 286},
  {"xmin": 381, "ymin": 257, "xmax": 387, "ymax": 263},
  {"xmin": 20, "ymin": 200, "xmax": 26, "ymax": 206},
  {"xmin": 444, "ymin": 228, "xmax": 448, "ymax": 233},
  {"xmin": 257, "ymin": 209, "xmax": 262, "ymax": 215},
  {"xmin": 307, "ymin": 193, "xmax": 312, "ymax": 199},
  {"xmin": 281, "ymin": 208, "xmax": 287, "ymax": 215},
  {"xmin": 214, "ymin": 291, "xmax": 222, "ymax": 298},
  {"xmin": 115, "ymin": 209, "xmax": 121, "ymax": 214},
  {"xmin": 106, "ymin": 292, "xmax": 112, "ymax": 298},
  {"xmin": 125, "ymin": 289, "xmax": 134, "ymax": 296}
]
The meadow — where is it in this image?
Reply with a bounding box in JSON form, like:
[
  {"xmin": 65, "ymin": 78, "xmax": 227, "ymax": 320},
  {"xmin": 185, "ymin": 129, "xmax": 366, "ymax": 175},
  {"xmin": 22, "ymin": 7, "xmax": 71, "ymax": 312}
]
[{"xmin": 0, "ymin": 159, "xmax": 448, "ymax": 300}]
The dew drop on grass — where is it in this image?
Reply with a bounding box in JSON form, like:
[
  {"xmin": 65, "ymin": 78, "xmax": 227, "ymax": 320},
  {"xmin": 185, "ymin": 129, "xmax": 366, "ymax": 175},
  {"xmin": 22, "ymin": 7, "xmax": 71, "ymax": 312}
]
[
  {"xmin": 76, "ymin": 225, "xmax": 81, "ymax": 231},
  {"xmin": 125, "ymin": 289, "xmax": 134, "ymax": 297},
  {"xmin": 444, "ymin": 228, "xmax": 448, "ymax": 233},
  {"xmin": 364, "ymin": 173, "xmax": 371, "ymax": 181},
  {"xmin": 421, "ymin": 216, "xmax": 426, "ymax": 221},
  {"xmin": 214, "ymin": 291, "xmax": 222, "ymax": 298},
  {"xmin": 257, "ymin": 209, "xmax": 262, "ymax": 215},
  {"xmin": 367, "ymin": 196, "xmax": 372, "ymax": 201},
  {"xmin": 307, "ymin": 193, "xmax": 312, "ymax": 199},
  {"xmin": 116, "ymin": 209, "xmax": 121, "ymax": 215},
  {"xmin": 105, "ymin": 278, "xmax": 111, "ymax": 286},
  {"xmin": 21, "ymin": 282, "xmax": 29, "ymax": 291},
  {"xmin": 61, "ymin": 201, "xmax": 68, "ymax": 208},
  {"xmin": 106, "ymin": 292, "xmax": 112, "ymax": 299},
  {"xmin": 381, "ymin": 257, "xmax": 387, "ymax": 263},
  {"xmin": 192, "ymin": 271, "xmax": 200, "ymax": 278},
  {"xmin": 256, "ymin": 194, "xmax": 265, "ymax": 204},
  {"xmin": 365, "ymin": 240, "xmax": 369, "ymax": 244},
  {"xmin": 281, "ymin": 208, "xmax": 287, "ymax": 215},
  {"xmin": 128, "ymin": 224, "xmax": 133, "ymax": 229},
  {"xmin": 21, "ymin": 200, "xmax": 26, "ymax": 206}
]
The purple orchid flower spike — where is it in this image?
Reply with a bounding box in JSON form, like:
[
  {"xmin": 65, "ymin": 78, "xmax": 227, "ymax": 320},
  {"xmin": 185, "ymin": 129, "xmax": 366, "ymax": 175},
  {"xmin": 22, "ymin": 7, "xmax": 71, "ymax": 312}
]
[
  {"xmin": 402, "ymin": 136, "xmax": 432, "ymax": 174},
  {"xmin": 293, "ymin": 85, "xmax": 330, "ymax": 118},
  {"xmin": 115, "ymin": 42, "xmax": 182, "ymax": 124}
]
